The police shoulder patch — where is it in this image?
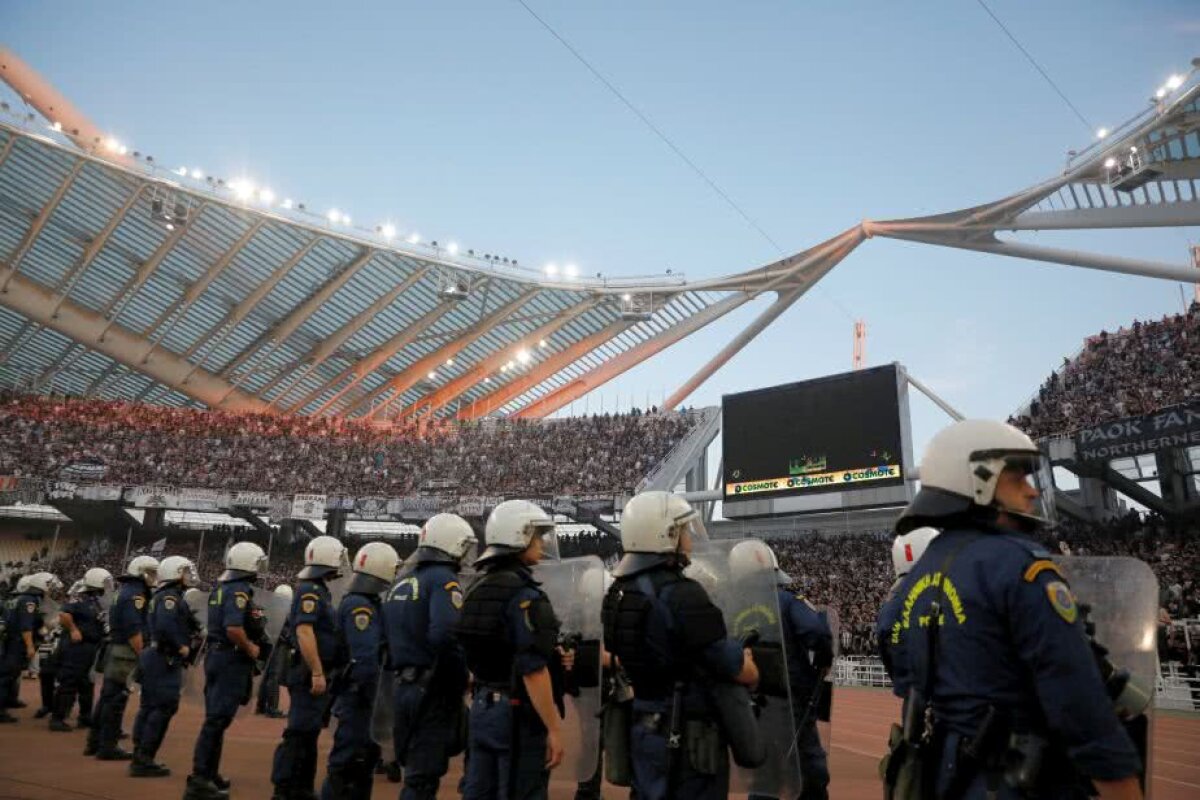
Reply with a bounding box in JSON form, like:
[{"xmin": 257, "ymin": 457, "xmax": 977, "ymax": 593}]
[
  {"xmin": 1045, "ymin": 581, "xmax": 1078, "ymax": 624},
  {"xmin": 301, "ymin": 598, "xmax": 316, "ymax": 614},
  {"xmin": 164, "ymin": 597, "xmax": 177, "ymax": 610},
  {"xmin": 235, "ymin": 595, "xmax": 247, "ymax": 609},
  {"xmin": 1023, "ymin": 559, "xmax": 1063, "ymax": 583},
  {"xmin": 451, "ymin": 589, "xmax": 464, "ymax": 610},
  {"xmin": 444, "ymin": 580, "xmax": 460, "ymax": 591},
  {"xmin": 134, "ymin": 595, "xmax": 146, "ymax": 610},
  {"xmin": 354, "ymin": 613, "xmax": 371, "ymax": 631},
  {"xmin": 25, "ymin": 601, "xmax": 35, "ymax": 613}
]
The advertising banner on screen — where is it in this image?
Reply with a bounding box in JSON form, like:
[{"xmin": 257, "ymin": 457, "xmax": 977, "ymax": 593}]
[{"xmin": 1074, "ymin": 400, "xmax": 1200, "ymax": 462}]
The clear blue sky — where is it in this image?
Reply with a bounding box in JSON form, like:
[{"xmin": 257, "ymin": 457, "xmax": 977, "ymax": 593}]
[{"xmin": 4, "ymin": 1, "xmax": 1199, "ymax": 471}]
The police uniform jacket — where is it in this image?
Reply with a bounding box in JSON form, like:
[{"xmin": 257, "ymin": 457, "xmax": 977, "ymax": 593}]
[
  {"xmin": 337, "ymin": 591, "xmax": 384, "ymax": 692},
  {"xmin": 149, "ymin": 584, "xmax": 192, "ymax": 658},
  {"xmin": 779, "ymin": 589, "xmax": 833, "ymax": 696},
  {"xmin": 290, "ymin": 579, "xmax": 339, "ymax": 668},
  {"xmin": 384, "ymin": 562, "xmax": 465, "ymax": 678},
  {"xmin": 63, "ymin": 593, "xmax": 106, "ymax": 644},
  {"xmin": 111, "ymin": 578, "xmax": 150, "ymax": 647},
  {"xmin": 4, "ymin": 591, "xmax": 43, "ymax": 649},
  {"xmin": 877, "ymin": 524, "xmax": 1141, "ymax": 782},
  {"xmin": 207, "ymin": 578, "xmax": 256, "ymax": 653}
]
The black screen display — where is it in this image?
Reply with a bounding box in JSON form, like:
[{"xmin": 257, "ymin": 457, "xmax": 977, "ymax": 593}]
[{"xmin": 722, "ymin": 365, "xmax": 905, "ymax": 500}]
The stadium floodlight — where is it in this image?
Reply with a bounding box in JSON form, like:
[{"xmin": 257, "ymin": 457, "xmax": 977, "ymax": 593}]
[
  {"xmin": 501, "ymin": 364, "xmax": 509, "ymax": 373},
  {"xmin": 1096, "ymin": 127, "xmax": 1109, "ymax": 139},
  {"xmin": 50, "ymin": 121, "xmax": 62, "ymax": 132},
  {"xmin": 427, "ymin": 371, "xmax": 438, "ymax": 381},
  {"xmin": 447, "ymin": 242, "xmax": 460, "ymax": 256},
  {"xmin": 622, "ymin": 293, "xmax": 632, "ymax": 302},
  {"xmin": 1166, "ymin": 74, "xmax": 1185, "ymax": 91},
  {"xmin": 407, "ymin": 232, "xmax": 421, "ymax": 245},
  {"xmin": 506, "ymin": 360, "xmax": 516, "ymax": 370},
  {"xmin": 545, "ymin": 263, "xmax": 559, "ymax": 277},
  {"xmin": 484, "ymin": 376, "xmax": 492, "ymax": 383},
  {"xmin": 343, "ymin": 214, "xmax": 352, "ymax": 226},
  {"xmin": 282, "ymin": 198, "xmax": 294, "ymax": 210},
  {"xmin": 190, "ymin": 168, "xmax": 203, "ymax": 180},
  {"xmin": 538, "ymin": 339, "xmax": 548, "ymax": 349},
  {"xmin": 165, "ymin": 223, "xmax": 175, "ymax": 231},
  {"xmin": 380, "ymin": 223, "xmax": 397, "ymax": 239},
  {"xmin": 517, "ymin": 348, "xmax": 532, "ymax": 365},
  {"xmin": 258, "ymin": 187, "xmax": 276, "ymax": 205},
  {"xmin": 176, "ymin": 166, "xmax": 189, "ymax": 176},
  {"xmin": 327, "ymin": 208, "xmax": 342, "ymax": 224},
  {"xmin": 445, "ymin": 358, "xmax": 454, "ymax": 367},
  {"xmin": 1104, "ymin": 158, "xmax": 1117, "ymax": 169},
  {"xmin": 229, "ymin": 179, "xmax": 255, "ymax": 202},
  {"xmin": 564, "ymin": 264, "xmax": 579, "ymax": 279},
  {"xmin": 1155, "ymin": 87, "xmax": 1168, "ymax": 100}
]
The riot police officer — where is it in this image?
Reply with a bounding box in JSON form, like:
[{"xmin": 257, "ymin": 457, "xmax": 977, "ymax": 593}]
[
  {"xmin": 384, "ymin": 513, "xmax": 475, "ymax": 800},
  {"xmin": 270, "ymin": 535, "xmax": 348, "ymax": 800},
  {"xmin": 876, "ymin": 527, "xmax": 939, "ymax": 691},
  {"xmin": 320, "ymin": 541, "xmax": 401, "ymax": 799},
  {"xmin": 32, "ymin": 576, "xmax": 63, "ymax": 719},
  {"xmin": 183, "ymin": 541, "xmax": 269, "ymax": 800},
  {"xmin": 603, "ymin": 491, "xmax": 759, "ymax": 800},
  {"xmin": 89, "ymin": 555, "xmax": 158, "ymax": 759},
  {"xmin": 0, "ymin": 571, "xmax": 61, "ymax": 722},
  {"xmin": 456, "ymin": 499, "xmax": 571, "ymax": 800},
  {"xmin": 50, "ymin": 567, "xmax": 112, "ymax": 732},
  {"xmin": 877, "ymin": 419, "xmax": 1143, "ymax": 799},
  {"xmin": 731, "ymin": 540, "xmax": 834, "ymax": 800},
  {"xmin": 256, "ymin": 584, "xmax": 293, "ymax": 719},
  {"xmin": 130, "ymin": 555, "xmax": 200, "ymax": 778}
]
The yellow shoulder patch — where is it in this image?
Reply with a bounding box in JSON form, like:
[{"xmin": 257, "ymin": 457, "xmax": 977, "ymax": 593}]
[
  {"xmin": 444, "ymin": 580, "xmax": 460, "ymax": 591},
  {"xmin": 350, "ymin": 606, "xmax": 374, "ymax": 617},
  {"xmin": 301, "ymin": 598, "xmax": 317, "ymax": 614},
  {"xmin": 1023, "ymin": 560, "xmax": 1063, "ymax": 583},
  {"xmin": 1045, "ymin": 581, "xmax": 1078, "ymax": 624},
  {"xmin": 518, "ymin": 599, "xmax": 531, "ymax": 609}
]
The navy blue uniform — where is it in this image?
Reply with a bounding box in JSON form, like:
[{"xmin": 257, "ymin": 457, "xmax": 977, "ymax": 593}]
[
  {"xmin": 0, "ymin": 591, "xmax": 43, "ymax": 712},
  {"xmin": 90, "ymin": 578, "xmax": 150, "ymax": 753},
  {"xmin": 190, "ymin": 579, "xmax": 256, "ymax": 782},
  {"xmin": 604, "ymin": 567, "xmax": 745, "ymax": 800},
  {"xmin": 53, "ymin": 592, "xmax": 106, "ymax": 726},
  {"xmin": 320, "ymin": 591, "xmax": 385, "ymax": 799},
  {"xmin": 458, "ymin": 562, "xmax": 560, "ymax": 800},
  {"xmin": 384, "ymin": 562, "xmax": 468, "ymax": 800},
  {"xmin": 877, "ymin": 526, "xmax": 1142, "ymax": 798},
  {"xmin": 875, "ymin": 580, "xmax": 909, "ymax": 695},
  {"xmin": 271, "ymin": 579, "xmax": 339, "ymax": 797},
  {"xmin": 778, "ymin": 590, "xmax": 833, "ymax": 800},
  {"xmin": 132, "ymin": 584, "xmax": 193, "ymax": 765}
]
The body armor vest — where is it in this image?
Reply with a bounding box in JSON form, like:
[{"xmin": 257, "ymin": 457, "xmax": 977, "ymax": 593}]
[{"xmin": 457, "ymin": 569, "xmax": 525, "ymax": 686}]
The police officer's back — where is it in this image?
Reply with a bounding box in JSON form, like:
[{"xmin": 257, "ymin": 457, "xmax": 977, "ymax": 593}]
[
  {"xmin": 876, "ymin": 527, "xmax": 939, "ymax": 693},
  {"xmin": 456, "ymin": 500, "xmax": 568, "ymax": 800},
  {"xmin": 603, "ymin": 491, "xmax": 759, "ymax": 800},
  {"xmin": 270, "ymin": 535, "xmax": 348, "ymax": 800},
  {"xmin": 877, "ymin": 420, "xmax": 1143, "ymax": 800},
  {"xmin": 384, "ymin": 513, "xmax": 475, "ymax": 800},
  {"xmin": 0, "ymin": 572, "xmax": 61, "ymax": 723}
]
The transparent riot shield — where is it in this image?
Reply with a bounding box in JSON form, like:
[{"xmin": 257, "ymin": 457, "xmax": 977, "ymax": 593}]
[
  {"xmin": 531, "ymin": 555, "xmax": 604, "ymax": 782},
  {"xmin": 182, "ymin": 589, "xmax": 210, "ymax": 702},
  {"xmin": 327, "ymin": 571, "xmax": 353, "ymax": 607},
  {"xmin": 371, "ymin": 666, "xmax": 396, "ymax": 760},
  {"xmin": 254, "ymin": 588, "xmax": 292, "ymax": 645},
  {"xmin": 694, "ymin": 538, "xmax": 803, "ymax": 799},
  {"xmin": 1057, "ymin": 556, "xmax": 1158, "ymax": 793},
  {"xmin": 814, "ymin": 605, "xmax": 839, "ymax": 753}
]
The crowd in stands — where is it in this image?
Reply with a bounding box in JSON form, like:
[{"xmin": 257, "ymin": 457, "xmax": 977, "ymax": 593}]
[
  {"xmin": 0, "ymin": 391, "xmax": 697, "ymax": 497},
  {"xmin": 1010, "ymin": 303, "xmax": 1199, "ymax": 439}
]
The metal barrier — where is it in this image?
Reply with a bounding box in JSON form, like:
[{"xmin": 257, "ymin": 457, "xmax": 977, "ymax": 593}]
[{"xmin": 834, "ymin": 656, "xmax": 1200, "ymax": 713}]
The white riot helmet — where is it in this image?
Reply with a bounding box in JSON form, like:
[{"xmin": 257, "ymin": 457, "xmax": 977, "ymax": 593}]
[
  {"xmin": 14, "ymin": 575, "xmax": 32, "ymax": 593},
  {"xmin": 69, "ymin": 579, "xmax": 87, "ymax": 598},
  {"xmin": 478, "ymin": 500, "xmax": 556, "ymax": 565},
  {"xmin": 614, "ymin": 491, "xmax": 702, "ymax": 577},
  {"xmin": 298, "ymin": 535, "xmax": 349, "ymax": 580},
  {"xmin": 25, "ymin": 572, "xmax": 62, "ymax": 596},
  {"xmin": 729, "ymin": 539, "xmax": 793, "ymax": 586},
  {"xmin": 83, "ymin": 567, "xmax": 114, "ymax": 593},
  {"xmin": 892, "ymin": 527, "xmax": 940, "ymax": 578},
  {"xmin": 126, "ymin": 555, "xmax": 159, "ymax": 585},
  {"xmin": 274, "ymin": 584, "xmax": 294, "ymax": 601},
  {"xmin": 158, "ymin": 555, "xmax": 198, "ymax": 587},
  {"xmin": 416, "ymin": 514, "xmax": 477, "ymax": 565},
  {"xmin": 348, "ymin": 542, "xmax": 401, "ymax": 595},
  {"xmin": 897, "ymin": 419, "xmax": 1054, "ymax": 534},
  {"xmin": 220, "ymin": 541, "xmax": 267, "ymax": 582}
]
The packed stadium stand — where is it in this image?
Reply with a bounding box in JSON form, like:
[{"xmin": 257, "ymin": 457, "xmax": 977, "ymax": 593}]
[
  {"xmin": 0, "ymin": 391, "xmax": 698, "ymax": 495},
  {"xmin": 1010, "ymin": 302, "xmax": 1199, "ymax": 439}
]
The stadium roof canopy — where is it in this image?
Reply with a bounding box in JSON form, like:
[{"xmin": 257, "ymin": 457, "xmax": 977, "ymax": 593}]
[{"xmin": 0, "ymin": 47, "xmax": 1198, "ymax": 421}]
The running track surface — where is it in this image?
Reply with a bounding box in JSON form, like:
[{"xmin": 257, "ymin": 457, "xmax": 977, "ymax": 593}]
[{"xmin": 0, "ymin": 679, "xmax": 1196, "ymax": 798}]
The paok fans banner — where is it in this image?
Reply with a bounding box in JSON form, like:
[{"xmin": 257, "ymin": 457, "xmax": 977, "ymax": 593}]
[
  {"xmin": 1074, "ymin": 400, "xmax": 1200, "ymax": 462},
  {"xmin": 290, "ymin": 493, "xmax": 327, "ymax": 520}
]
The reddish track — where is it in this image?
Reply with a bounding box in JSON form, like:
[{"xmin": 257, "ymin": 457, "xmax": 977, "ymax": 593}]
[{"xmin": 0, "ymin": 679, "xmax": 1195, "ymax": 798}]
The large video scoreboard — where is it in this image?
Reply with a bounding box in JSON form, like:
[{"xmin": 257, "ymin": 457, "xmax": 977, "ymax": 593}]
[{"xmin": 721, "ymin": 364, "xmax": 915, "ymax": 518}]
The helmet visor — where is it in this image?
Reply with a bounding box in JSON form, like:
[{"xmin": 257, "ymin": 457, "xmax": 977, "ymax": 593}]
[
  {"xmin": 533, "ymin": 523, "xmax": 560, "ymax": 562},
  {"xmin": 969, "ymin": 449, "xmax": 1057, "ymax": 528}
]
